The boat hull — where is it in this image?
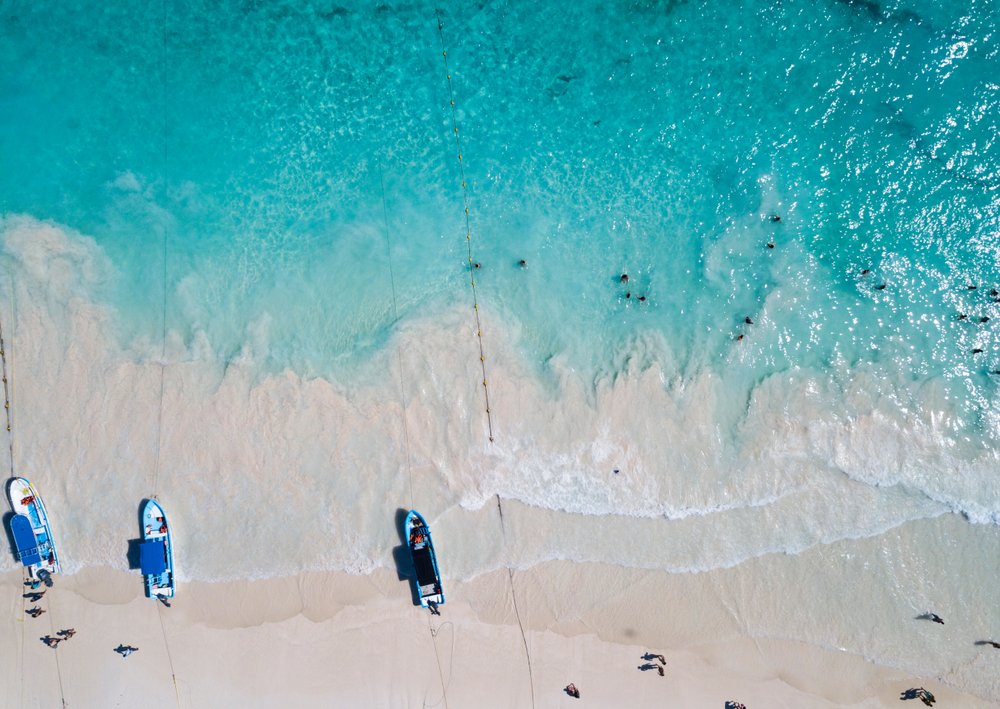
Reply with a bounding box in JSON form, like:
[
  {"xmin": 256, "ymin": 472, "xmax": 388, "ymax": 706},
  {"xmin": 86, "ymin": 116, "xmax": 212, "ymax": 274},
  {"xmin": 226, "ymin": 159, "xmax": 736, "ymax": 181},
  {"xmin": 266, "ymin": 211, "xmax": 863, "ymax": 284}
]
[
  {"xmin": 140, "ymin": 498, "xmax": 175, "ymax": 599},
  {"xmin": 406, "ymin": 510, "xmax": 444, "ymax": 608},
  {"xmin": 5, "ymin": 477, "xmax": 60, "ymax": 581}
]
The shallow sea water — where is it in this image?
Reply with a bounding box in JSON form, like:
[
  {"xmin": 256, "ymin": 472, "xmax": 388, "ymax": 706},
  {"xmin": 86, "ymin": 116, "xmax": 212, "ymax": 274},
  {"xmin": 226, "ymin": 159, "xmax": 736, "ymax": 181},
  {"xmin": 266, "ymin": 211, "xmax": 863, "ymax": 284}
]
[{"xmin": 1, "ymin": 0, "xmax": 999, "ymax": 698}]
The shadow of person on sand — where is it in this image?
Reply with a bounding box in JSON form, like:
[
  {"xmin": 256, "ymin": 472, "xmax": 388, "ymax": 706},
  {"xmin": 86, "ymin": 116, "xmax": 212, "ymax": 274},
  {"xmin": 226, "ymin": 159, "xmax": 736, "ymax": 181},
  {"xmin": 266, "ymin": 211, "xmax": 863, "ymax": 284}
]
[
  {"xmin": 638, "ymin": 663, "xmax": 663, "ymax": 675},
  {"xmin": 390, "ymin": 508, "xmax": 420, "ymax": 607},
  {"xmin": 974, "ymin": 640, "xmax": 1000, "ymax": 648}
]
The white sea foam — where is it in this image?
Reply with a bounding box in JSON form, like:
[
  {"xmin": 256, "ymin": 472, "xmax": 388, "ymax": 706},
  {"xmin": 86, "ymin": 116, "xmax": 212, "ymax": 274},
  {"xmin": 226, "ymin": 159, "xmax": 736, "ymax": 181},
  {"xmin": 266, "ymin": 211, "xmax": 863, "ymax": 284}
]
[{"xmin": 0, "ymin": 215, "xmax": 996, "ymax": 585}]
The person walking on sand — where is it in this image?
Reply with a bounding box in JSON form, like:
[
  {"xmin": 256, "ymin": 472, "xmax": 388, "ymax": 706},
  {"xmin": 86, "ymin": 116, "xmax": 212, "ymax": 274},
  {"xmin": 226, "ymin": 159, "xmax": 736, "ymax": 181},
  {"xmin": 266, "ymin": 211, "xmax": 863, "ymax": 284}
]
[
  {"xmin": 42, "ymin": 636, "xmax": 61, "ymax": 649},
  {"xmin": 58, "ymin": 628, "xmax": 76, "ymax": 639},
  {"xmin": 564, "ymin": 683, "xmax": 580, "ymax": 698},
  {"xmin": 927, "ymin": 612, "xmax": 944, "ymax": 624},
  {"xmin": 26, "ymin": 606, "xmax": 45, "ymax": 618}
]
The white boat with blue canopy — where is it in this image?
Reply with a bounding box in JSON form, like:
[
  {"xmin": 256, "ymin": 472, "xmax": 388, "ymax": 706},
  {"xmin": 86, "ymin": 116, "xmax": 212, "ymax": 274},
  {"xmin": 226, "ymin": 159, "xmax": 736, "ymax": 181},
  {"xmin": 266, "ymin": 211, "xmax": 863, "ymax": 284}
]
[
  {"xmin": 140, "ymin": 498, "xmax": 174, "ymax": 600},
  {"xmin": 406, "ymin": 510, "xmax": 444, "ymax": 609},
  {"xmin": 6, "ymin": 477, "xmax": 60, "ymax": 586}
]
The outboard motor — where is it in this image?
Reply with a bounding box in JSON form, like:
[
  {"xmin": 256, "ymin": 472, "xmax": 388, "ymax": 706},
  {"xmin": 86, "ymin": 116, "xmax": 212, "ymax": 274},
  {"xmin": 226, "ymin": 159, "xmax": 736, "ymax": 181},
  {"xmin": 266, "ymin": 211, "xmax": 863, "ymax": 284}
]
[{"xmin": 37, "ymin": 569, "xmax": 53, "ymax": 587}]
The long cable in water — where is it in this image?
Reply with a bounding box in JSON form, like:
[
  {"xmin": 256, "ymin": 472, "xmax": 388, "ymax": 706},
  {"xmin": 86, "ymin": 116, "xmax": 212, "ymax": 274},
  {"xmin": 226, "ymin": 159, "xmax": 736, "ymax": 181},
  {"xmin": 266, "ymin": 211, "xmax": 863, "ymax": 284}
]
[{"xmin": 434, "ymin": 11, "xmax": 495, "ymax": 444}]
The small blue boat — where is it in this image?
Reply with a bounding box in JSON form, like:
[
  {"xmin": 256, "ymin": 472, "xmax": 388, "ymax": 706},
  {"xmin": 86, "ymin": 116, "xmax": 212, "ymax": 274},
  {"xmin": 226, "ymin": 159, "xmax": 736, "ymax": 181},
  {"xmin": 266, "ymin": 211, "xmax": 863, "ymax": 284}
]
[
  {"xmin": 5, "ymin": 477, "xmax": 60, "ymax": 586},
  {"xmin": 406, "ymin": 510, "xmax": 444, "ymax": 610},
  {"xmin": 140, "ymin": 498, "xmax": 174, "ymax": 600}
]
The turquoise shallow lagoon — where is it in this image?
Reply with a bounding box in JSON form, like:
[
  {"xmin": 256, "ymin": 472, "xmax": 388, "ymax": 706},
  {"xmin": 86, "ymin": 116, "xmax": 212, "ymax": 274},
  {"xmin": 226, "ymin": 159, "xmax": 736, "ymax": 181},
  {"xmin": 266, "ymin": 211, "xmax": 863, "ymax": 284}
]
[{"xmin": 1, "ymin": 0, "xmax": 999, "ymax": 700}]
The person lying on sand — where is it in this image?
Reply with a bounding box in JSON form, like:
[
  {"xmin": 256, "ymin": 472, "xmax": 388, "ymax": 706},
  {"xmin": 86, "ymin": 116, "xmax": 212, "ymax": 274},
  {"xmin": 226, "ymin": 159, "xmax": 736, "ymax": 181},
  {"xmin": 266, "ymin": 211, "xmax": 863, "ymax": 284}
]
[{"xmin": 115, "ymin": 645, "xmax": 139, "ymax": 658}]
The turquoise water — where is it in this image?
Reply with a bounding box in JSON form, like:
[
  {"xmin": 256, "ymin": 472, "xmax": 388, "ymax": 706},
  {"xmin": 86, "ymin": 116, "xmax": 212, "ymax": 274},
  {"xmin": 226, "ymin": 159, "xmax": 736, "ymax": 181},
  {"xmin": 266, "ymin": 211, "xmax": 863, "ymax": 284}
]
[
  {"xmin": 3, "ymin": 0, "xmax": 996, "ymax": 383},
  {"xmin": 1, "ymin": 1, "xmax": 999, "ymax": 535}
]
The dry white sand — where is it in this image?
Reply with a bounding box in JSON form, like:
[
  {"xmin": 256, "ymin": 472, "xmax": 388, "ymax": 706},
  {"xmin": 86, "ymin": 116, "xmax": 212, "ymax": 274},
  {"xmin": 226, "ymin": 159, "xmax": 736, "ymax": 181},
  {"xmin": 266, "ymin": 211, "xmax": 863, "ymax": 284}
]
[{"xmin": 2, "ymin": 560, "xmax": 993, "ymax": 708}]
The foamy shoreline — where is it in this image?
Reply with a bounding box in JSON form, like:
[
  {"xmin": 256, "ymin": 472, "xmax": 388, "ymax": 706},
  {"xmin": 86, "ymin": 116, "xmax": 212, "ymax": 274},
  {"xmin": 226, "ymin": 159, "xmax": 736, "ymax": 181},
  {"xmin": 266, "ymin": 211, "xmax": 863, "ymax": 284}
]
[{"xmin": 2, "ymin": 557, "xmax": 993, "ymax": 708}]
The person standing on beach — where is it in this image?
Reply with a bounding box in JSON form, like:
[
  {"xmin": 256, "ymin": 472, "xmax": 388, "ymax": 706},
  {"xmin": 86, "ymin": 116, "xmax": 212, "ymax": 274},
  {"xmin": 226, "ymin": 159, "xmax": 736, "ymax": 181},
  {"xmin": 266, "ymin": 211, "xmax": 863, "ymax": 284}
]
[{"xmin": 564, "ymin": 683, "xmax": 580, "ymax": 698}]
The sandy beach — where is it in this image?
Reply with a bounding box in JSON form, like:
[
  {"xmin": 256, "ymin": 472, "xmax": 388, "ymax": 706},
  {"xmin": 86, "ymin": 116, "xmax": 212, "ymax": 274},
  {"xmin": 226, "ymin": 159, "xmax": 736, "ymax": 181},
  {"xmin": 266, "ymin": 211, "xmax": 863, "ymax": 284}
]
[
  {"xmin": 4, "ymin": 517, "xmax": 996, "ymax": 709},
  {"xmin": 4, "ymin": 2, "xmax": 1000, "ymax": 707}
]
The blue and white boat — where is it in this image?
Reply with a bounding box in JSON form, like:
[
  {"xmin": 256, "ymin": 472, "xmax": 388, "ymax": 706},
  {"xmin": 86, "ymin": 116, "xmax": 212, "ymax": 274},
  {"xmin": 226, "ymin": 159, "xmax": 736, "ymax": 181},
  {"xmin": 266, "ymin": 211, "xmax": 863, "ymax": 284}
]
[
  {"xmin": 406, "ymin": 510, "xmax": 444, "ymax": 610},
  {"xmin": 6, "ymin": 477, "xmax": 60, "ymax": 586},
  {"xmin": 139, "ymin": 498, "xmax": 174, "ymax": 600}
]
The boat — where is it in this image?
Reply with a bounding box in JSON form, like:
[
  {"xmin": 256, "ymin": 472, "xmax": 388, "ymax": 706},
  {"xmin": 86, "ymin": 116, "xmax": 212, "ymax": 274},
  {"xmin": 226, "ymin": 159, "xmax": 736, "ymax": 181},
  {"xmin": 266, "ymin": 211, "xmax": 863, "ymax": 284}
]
[
  {"xmin": 405, "ymin": 510, "xmax": 444, "ymax": 610},
  {"xmin": 139, "ymin": 498, "xmax": 174, "ymax": 601},
  {"xmin": 5, "ymin": 477, "xmax": 60, "ymax": 586}
]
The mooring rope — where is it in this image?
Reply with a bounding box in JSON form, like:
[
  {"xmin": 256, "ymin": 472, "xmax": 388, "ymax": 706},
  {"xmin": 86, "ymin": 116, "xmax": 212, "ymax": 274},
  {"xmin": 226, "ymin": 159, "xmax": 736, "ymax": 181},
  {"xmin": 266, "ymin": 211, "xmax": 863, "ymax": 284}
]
[
  {"xmin": 424, "ymin": 617, "xmax": 454, "ymax": 709},
  {"xmin": 158, "ymin": 602, "xmax": 183, "ymax": 707},
  {"xmin": 496, "ymin": 495, "xmax": 536, "ymax": 708},
  {"xmin": 377, "ymin": 158, "xmax": 451, "ymax": 706},
  {"xmin": 0, "ymin": 291, "xmax": 16, "ymax": 475},
  {"xmin": 150, "ymin": 0, "xmax": 170, "ymax": 498},
  {"xmin": 19, "ymin": 570, "xmax": 27, "ymax": 709},
  {"xmin": 434, "ymin": 12, "xmax": 495, "ymax": 444},
  {"xmin": 377, "ymin": 160, "xmax": 416, "ymax": 508},
  {"xmin": 43, "ymin": 590, "xmax": 69, "ymax": 708},
  {"xmin": 151, "ymin": 5, "xmax": 181, "ymax": 707}
]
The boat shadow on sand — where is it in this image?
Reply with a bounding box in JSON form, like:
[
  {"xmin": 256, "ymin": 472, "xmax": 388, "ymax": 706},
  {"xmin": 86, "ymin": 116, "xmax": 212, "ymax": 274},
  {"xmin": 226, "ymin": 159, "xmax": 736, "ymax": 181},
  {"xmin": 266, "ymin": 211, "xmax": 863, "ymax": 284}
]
[
  {"xmin": 2, "ymin": 510, "xmax": 16, "ymax": 563},
  {"xmin": 391, "ymin": 507, "xmax": 422, "ymax": 607},
  {"xmin": 124, "ymin": 499, "xmax": 154, "ymax": 571}
]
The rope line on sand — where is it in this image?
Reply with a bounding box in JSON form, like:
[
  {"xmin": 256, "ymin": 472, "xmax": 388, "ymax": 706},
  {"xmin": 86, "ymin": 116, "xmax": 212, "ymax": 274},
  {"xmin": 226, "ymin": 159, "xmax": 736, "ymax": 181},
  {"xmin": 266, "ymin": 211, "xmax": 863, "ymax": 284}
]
[
  {"xmin": 496, "ymin": 495, "xmax": 536, "ymax": 708},
  {"xmin": 376, "ymin": 160, "xmax": 415, "ymax": 508},
  {"xmin": 0, "ymin": 289, "xmax": 16, "ymax": 475},
  {"xmin": 20, "ymin": 570, "xmax": 27, "ymax": 709},
  {"xmin": 424, "ymin": 618, "xmax": 454, "ymax": 709},
  {"xmin": 158, "ymin": 602, "xmax": 183, "ymax": 707},
  {"xmin": 434, "ymin": 12, "xmax": 495, "ymax": 444},
  {"xmin": 44, "ymin": 591, "xmax": 69, "ymax": 708}
]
